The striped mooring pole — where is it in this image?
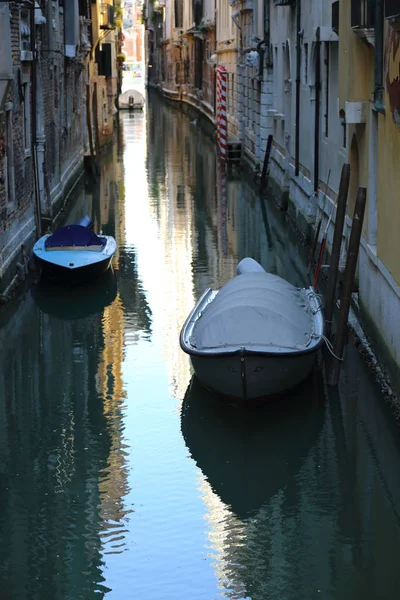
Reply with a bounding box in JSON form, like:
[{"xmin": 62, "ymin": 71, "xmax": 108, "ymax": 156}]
[{"xmin": 216, "ymin": 65, "xmax": 227, "ymax": 160}]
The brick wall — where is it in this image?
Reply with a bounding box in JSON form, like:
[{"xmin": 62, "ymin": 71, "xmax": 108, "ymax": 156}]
[
  {"xmin": 0, "ymin": 3, "xmax": 35, "ymax": 294},
  {"xmin": 0, "ymin": 1, "xmax": 90, "ymax": 295}
]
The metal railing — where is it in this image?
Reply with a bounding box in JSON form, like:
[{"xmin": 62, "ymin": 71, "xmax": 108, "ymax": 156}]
[{"xmin": 351, "ymin": 0, "xmax": 375, "ymax": 28}]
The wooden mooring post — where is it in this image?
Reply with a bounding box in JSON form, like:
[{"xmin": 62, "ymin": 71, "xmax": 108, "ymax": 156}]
[
  {"xmin": 259, "ymin": 134, "xmax": 273, "ymax": 193},
  {"xmin": 324, "ymin": 163, "xmax": 351, "ymax": 340},
  {"xmin": 327, "ymin": 186, "xmax": 366, "ymax": 387}
]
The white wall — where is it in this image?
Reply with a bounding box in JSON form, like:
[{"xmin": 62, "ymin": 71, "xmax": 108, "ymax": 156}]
[{"xmin": 269, "ymin": 0, "xmax": 344, "ymax": 203}]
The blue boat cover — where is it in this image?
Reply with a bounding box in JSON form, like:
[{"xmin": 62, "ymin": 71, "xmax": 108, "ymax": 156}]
[{"xmin": 45, "ymin": 225, "xmax": 106, "ymax": 248}]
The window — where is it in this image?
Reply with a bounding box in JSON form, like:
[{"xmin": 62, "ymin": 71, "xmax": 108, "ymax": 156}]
[
  {"xmin": 303, "ymin": 43, "xmax": 308, "ymax": 83},
  {"xmin": 66, "ymin": 75, "xmax": 72, "ymax": 128},
  {"xmin": 20, "ymin": 10, "xmax": 32, "ymax": 61},
  {"xmin": 5, "ymin": 104, "xmax": 15, "ymax": 207},
  {"xmin": 324, "ymin": 43, "xmax": 330, "ymax": 137},
  {"xmin": 174, "ymin": 0, "xmax": 183, "ymax": 28},
  {"xmin": 206, "ymin": 40, "xmax": 211, "ymax": 61},
  {"xmin": 23, "ymin": 82, "xmax": 31, "ymax": 154},
  {"xmin": 20, "ymin": 11, "xmax": 30, "ymax": 51},
  {"xmin": 339, "ymin": 109, "xmax": 346, "ymax": 147},
  {"xmin": 103, "ymin": 89, "xmax": 107, "ymax": 124}
]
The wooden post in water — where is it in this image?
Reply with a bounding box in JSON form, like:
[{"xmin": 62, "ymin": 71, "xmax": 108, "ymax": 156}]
[
  {"xmin": 324, "ymin": 163, "xmax": 351, "ymax": 339},
  {"xmin": 327, "ymin": 186, "xmax": 366, "ymax": 387},
  {"xmin": 259, "ymin": 134, "xmax": 273, "ymax": 193}
]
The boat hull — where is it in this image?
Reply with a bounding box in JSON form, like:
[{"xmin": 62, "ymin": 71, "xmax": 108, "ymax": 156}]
[
  {"xmin": 34, "ymin": 253, "xmax": 113, "ymax": 285},
  {"xmin": 190, "ymin": 349, "xmax": 319, "ymax": 402},
  {"xmin": 33, "ymin": 230, "xmax": 116, "ymax": 285}
]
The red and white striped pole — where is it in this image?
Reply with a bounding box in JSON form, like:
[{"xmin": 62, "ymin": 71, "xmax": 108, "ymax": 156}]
[{"xmin": 216, "ymin": 65, "xmax": 227, "ymax": 161}]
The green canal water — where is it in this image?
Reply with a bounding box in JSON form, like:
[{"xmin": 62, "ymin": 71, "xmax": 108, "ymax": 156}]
[{"xmin": 1, "ymin": 94, "xmax": 400, "ymax": 599}]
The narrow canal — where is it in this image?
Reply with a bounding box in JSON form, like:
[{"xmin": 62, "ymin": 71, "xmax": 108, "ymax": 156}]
[{"xmin": 2, "ymin": 93, "xmax": 400, "ymax": 600}]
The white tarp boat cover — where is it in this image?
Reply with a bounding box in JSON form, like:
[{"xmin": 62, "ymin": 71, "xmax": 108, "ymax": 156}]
[
  {"xmin": 191, "ymin": 272, "xmax": 315, "ymax": 351},
  {"xmin": 119, "ymin": 89, "xmax": 144, "ymax": 108}
]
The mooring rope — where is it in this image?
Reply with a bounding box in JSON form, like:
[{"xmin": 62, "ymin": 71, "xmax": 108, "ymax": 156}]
[{"xmin": 312, "ymin": 333, "xmax": 343, "ymax": 361}]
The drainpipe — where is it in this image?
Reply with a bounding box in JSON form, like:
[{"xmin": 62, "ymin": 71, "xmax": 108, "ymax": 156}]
[
  {"xmin": 313, "ymin": 27, "xmax": 321, "ymax": 193},
  {"xmin": 295, "ymin": 0, "xmax": 301, "ymax": 176},
  {"xmin": 30, "ymin": 5, "xmax": 41, "ymax": 236},
  {"xmin": 374, "ymin": 0, "xmax": 385, "ymax": 114}
]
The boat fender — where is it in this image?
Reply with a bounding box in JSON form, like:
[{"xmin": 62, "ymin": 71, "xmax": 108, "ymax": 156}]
[
  {"xmin": 236, "ymin": 257, "xmax": 266, "ymax": 275},
  {"xmin": 75, "ymin": 216, "xmax": 93, "ymax": 229}
]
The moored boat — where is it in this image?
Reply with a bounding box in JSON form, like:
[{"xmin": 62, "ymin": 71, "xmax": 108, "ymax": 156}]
[
  {"xmin": 180, "ymin": 257, "xmax": 324, "ymax": 403},
  {"xmin": 32, "ymin": 217, "xmax": 117, "ymax": 285},
  {"xmin": 118, "ymin": 89, "xmax": 145, "ymax": 110}
]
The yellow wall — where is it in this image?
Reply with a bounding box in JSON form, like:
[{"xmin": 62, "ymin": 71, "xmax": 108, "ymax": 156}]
[
  {"xmin": 379, "ymin": 23, "xmax": 400, "ymax": 284},
  {"xmin": 339, "ymin": 0, "xmax": 373, "ymax": 215},
  {"xmin": 340, "ymin": 3, "xmax": 400, "ymax": 285}
]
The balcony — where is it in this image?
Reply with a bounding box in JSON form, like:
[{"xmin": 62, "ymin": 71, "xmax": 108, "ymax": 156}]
[
  {"xmin": 99, "ymin": 3, "xmax": 115, "ymax": 30},
  {"xmin": 385, "ymin": 0, "xmax": 400, "ymax": 31},
  {"xmin": 351, "ymin": 0, "xmax": 375, "ymax": 46}
]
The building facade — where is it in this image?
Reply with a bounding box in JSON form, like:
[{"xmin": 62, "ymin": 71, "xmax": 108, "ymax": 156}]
[
  {"xmin": 339, "ymin": 0, "xmax": 400, "ymax": 381},
  {"xmin": 144, "ymin": 0, "xmax": 217, "ymax": 121},
  {"xmin": 0, "ymin": 0, "xmax": 121, "ymax": 299}
]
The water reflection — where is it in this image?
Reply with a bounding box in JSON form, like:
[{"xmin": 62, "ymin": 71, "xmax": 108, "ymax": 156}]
[
  {"xmin": 181, "ymin": 373, "xmax": 325, "ymax": 519},
  {"xmin": 181, "ymin": 370, "xmax": 400, "ymax": 600},
  {"xmin": 0, "ymin": 293, "xmax": 113, "ymax": 598},
  {"xmin": 32, "ymin": 270, "xmax": 118, "ymax": 320},
  {"xmin": 0, "ymin": 134, "xmax": 150, "ymax": 598}
]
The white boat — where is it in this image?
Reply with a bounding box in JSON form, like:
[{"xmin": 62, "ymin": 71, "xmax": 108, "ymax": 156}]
[
  {"xmin": 32, "ymin": 217, "xmax": 117, "ymax": 285},
  {"xmin": 118, "ymin": 89, "xmax": 144, "ymax": 110},
  {"xmin": 180, "ymin": 257, "xmax": 324, "ymax": 403}
]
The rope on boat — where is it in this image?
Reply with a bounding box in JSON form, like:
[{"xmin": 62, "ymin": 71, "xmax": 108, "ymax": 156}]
[{"xmin": 313, "ymin": 333, "xmax": 343, "ymax": 361}]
